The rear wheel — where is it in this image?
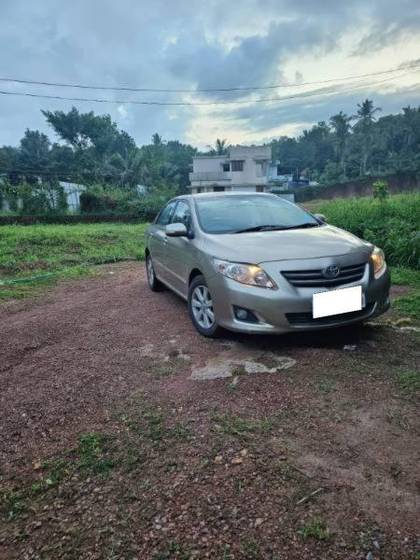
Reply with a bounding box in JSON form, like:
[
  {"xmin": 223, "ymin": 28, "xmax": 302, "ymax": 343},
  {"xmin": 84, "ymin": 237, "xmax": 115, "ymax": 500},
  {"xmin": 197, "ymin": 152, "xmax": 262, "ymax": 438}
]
[
  {"xmin": 188, "ymin": 275, "xmax": 221, "ymax": 337},
  {"xmin": 146, "ymin": 254, "xmax": 163, "ymax": 291}
]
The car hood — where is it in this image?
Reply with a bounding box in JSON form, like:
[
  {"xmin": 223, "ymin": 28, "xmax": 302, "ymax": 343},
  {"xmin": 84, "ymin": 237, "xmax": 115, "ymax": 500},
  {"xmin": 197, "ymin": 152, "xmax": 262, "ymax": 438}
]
[{"xmin": 204, "ymin": 225, "xmax": 373, "ymax": 264}]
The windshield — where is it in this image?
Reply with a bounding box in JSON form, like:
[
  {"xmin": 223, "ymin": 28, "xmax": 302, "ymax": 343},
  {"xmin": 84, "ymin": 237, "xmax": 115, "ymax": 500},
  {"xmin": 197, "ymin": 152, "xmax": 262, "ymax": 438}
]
[{"xmin": 194, "ymin": 195, "xmax": 319, "ymax": 234}]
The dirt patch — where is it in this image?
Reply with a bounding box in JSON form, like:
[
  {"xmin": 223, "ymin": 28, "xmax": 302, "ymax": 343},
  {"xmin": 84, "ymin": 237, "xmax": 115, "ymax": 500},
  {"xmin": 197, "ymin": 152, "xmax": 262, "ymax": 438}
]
[{"xmin": 0, "ymin": 263, "xmax": 419, "ymax": 559}]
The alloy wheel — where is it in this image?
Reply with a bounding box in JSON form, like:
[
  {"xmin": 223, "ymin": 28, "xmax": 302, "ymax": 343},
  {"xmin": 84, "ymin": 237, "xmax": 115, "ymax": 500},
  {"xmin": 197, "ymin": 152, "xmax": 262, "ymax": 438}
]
[{"xmin": 191, "ymin": 285, "xmax": 215, "ymax": 329}]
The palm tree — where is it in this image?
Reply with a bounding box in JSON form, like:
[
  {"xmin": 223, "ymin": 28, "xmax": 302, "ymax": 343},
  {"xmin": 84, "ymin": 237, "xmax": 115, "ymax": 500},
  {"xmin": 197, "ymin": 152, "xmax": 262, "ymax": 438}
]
[
  {"xmin": 152, "ymin": 133, "xmax": 163, "ymax": 146},
  {"xmin": 354, "ymin": 99, "xmax": 381, "ymax": 176},
  {"xmin": 329, "ymin": 112, "xmax": 352, "ymax": 179},
  {"xmin": 355, "ymin": 99, "xmax": 381, "ymax": 122},
  {"xmin": 214, "ymin": 138, "xmax": 228, "ymax": 155}
]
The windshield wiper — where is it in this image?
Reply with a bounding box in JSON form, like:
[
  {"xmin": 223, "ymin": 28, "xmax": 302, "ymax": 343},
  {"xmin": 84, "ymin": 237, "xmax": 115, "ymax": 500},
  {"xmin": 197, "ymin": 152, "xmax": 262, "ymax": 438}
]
[
  {"xmin": 278, "ymin": 222, "xmax": 319, "ymax": 230},
  {"xmin": 233, "ymin": 223, "xmax": 318, "ymax": 234},
  {"xmin": 233, "ymin": 224, "xmax": 286, "ymax": 234}
]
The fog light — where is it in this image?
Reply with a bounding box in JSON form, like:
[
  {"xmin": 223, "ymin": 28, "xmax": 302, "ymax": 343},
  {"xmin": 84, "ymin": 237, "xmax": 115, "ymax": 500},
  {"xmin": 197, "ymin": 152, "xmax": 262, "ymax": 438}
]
[{"xmin": 233, "ymin": 306, "xmax": 259, "ymax": 323}]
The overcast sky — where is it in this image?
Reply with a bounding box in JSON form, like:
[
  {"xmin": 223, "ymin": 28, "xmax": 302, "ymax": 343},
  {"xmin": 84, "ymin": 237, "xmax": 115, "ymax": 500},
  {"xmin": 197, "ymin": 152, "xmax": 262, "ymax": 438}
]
[{"xmin": 1, "ymin": 0, "xmax": 420, "ymax": 149}]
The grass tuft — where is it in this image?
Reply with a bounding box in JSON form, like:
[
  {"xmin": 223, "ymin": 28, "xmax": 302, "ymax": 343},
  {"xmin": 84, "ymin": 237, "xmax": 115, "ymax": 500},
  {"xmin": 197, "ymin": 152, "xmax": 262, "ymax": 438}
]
[
  {"xmin": 213, "ymin": 413, "xmax": 272, "ymax": 438},
  {"xmin": 395, "ymin": 370, "xmax": 420, "ymax": 394},
  {"xmin": 298, "ymin": 517, "xmax": 330, "ymax": 541},
  {"xmin": 77, "ymin": 433, "xmax": 115, "ymax": 475},
  {"xmin": 1, "ymin": 490, "xmax": 27, "ymax": 521},
  {"xmin": 153, "ymin": 541, "xmax": 192, "ymax": 559}
]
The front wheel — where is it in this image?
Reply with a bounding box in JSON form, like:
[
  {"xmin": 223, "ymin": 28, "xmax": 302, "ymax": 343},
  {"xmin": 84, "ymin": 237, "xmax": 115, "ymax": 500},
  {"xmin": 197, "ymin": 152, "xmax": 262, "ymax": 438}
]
[{"xmin": 188, "ymin": 275, "xmax": 222, "ymax": 338}]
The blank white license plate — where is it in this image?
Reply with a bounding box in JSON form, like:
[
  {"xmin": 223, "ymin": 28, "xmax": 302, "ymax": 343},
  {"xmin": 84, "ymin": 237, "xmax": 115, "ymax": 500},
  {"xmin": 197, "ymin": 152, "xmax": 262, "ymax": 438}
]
[{"xmin": 313, "ymin": 285, "xmax": 363, "ymax": 319}]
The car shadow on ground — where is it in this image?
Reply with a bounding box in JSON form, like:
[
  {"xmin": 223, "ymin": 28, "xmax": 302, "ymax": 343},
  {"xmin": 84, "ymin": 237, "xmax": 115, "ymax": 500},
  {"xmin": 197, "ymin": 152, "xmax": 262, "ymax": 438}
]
[
  {"xmin": 159, "ymin": 282, "xmax": 384, "ymax": 352},
  {"xmin": 227, "ymin": 323, "xmax": 378, "ymax": 351}
]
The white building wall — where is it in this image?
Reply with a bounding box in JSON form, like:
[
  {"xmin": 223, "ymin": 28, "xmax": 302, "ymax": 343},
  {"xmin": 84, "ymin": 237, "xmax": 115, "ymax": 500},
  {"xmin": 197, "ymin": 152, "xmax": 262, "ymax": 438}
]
[
  {"xmin": 193, "ymin": 156, "xmax": 226, "ymax": 172},
  {"xmin": 1, "ymin": 197, "xmax": 11, "ymax": 212},
  {"xmin": 189, "ymin": 145, "xmax": 275, "ymax": 193},
  {"xmin": 228, "ymin": 145, "xmax": 270, "ymax": 185},
  {"xmin": 59, "ymin": 181, "xmax": 85, "ymax": 211}
]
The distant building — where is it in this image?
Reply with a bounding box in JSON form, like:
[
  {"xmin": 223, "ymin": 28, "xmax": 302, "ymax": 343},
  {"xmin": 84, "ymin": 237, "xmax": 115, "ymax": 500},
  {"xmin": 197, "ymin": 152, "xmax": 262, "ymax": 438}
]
[
  {"xmin": 188, "ymin": 145, "xmax": 314, "ymax": 200},
  {"xmin": 189, "ymin": 145, "xmax": 285, "ymax": 194}
]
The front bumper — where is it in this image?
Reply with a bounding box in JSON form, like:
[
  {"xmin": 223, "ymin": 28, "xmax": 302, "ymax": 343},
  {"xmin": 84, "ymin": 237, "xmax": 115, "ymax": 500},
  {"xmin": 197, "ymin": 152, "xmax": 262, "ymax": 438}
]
[{"xmin": 207, "ymin": 258, "xmax": 391, "ymax": 334}]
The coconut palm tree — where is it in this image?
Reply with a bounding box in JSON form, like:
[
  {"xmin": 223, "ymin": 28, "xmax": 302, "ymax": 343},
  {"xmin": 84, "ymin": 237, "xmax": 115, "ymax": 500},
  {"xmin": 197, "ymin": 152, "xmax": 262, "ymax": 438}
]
[
  {"xmin": 353, "ymin": 99, "xmax": 381, "ymax": 176},
  {"xmin": 214, "ymin": 139, "xmax": 229, "ymax": 155},
  {"xmin": 329, "ymin": 112, "xmax": 352, "ymax": 179}
]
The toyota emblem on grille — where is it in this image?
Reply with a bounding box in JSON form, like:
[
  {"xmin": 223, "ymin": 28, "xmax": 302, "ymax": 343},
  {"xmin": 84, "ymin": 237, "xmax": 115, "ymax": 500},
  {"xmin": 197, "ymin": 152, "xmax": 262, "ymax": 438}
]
[{"xmin": 323, "ymin": 265, "xmax": 340, "ymax": 278}]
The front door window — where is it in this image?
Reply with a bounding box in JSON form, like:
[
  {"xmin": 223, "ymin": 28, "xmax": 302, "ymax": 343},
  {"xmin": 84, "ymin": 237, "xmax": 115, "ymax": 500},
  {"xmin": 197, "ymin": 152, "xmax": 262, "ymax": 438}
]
[{"xmin": 156, "ymin": 201, "xmax": 177, "ymax": 226}]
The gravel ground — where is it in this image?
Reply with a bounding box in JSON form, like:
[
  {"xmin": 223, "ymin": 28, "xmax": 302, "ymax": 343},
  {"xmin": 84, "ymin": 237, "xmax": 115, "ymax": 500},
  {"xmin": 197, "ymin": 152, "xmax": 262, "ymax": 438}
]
[{"xmin": 0, "ymin": 262, "xmax": 419, "ymax": 559}]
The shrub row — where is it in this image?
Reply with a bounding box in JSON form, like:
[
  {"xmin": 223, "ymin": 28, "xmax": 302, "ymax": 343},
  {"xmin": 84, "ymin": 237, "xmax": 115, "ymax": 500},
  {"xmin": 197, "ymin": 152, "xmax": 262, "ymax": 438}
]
[
  {"xmin": 319, "ymin": 193, "xmax": 420, "ymax": 269},
  {"xmin": 0, "ymin": 211, "xmax": 157, "ymax": 226}
]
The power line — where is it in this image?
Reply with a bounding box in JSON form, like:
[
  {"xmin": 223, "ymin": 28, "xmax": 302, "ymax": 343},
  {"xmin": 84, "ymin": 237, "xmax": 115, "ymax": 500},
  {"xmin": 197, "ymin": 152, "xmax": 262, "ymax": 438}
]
[
  {"xmin": 0, "ymin": 60, "xmax": 419, "ymax": 93},
  {"xmin": 0, "ymin": 71, "xmax": 415, "ymax": 107}
]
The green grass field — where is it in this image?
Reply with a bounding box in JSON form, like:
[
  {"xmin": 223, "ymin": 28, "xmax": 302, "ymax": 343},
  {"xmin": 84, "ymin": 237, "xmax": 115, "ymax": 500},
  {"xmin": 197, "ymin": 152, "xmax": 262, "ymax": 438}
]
[
  {"xmin": 0, "ymin": 196, "xmax": 419, "ymax": 316},
  {"xmin": 0, "ymin": 223, "xmax": 148, "ymax": 299},
  {"xmin": 391, "ymin": 267, "xmax": 420, "ymax": 319}
]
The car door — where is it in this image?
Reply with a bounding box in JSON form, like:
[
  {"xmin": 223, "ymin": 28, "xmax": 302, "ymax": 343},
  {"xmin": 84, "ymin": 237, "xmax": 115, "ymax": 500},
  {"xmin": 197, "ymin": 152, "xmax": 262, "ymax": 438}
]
[
  {"xmin": 148, "ymin": 200, "xmax": 177, "ymax": 283},
  {"xmin": 164, "ymin": 199, "xmax": 194, "ymax": 298}
]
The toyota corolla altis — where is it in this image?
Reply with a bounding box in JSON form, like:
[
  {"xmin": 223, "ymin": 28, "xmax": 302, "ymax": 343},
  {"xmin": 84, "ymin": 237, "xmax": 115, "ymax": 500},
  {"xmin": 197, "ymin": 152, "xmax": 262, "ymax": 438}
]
[{"xmin": 145, "ymin": 193, "xmax": 390, "ymax": 337}]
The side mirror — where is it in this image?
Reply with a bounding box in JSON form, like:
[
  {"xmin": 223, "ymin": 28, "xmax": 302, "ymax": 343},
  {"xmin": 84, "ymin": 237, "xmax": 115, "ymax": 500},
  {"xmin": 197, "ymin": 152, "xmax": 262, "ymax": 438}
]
[
  {"xmin": 165, "ymin": 222, "xmax": 188, "ymax": 237},
  {"xmin": 314, "ymin": 213, "xmax": 326, "ymax": 223}
]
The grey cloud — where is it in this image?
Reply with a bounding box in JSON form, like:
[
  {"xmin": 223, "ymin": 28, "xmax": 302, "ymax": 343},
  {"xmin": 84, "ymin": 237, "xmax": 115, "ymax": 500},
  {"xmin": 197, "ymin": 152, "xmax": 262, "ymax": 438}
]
[
  {"xmin": 354, "ymin": 15, "xmax": 420, "ymax": 56},
  {"xmin": 0, "ymin": 0, "xmax": 419, "ymax": 147},
  {"xmin": 232, "ymin": 83, "xmax": 420, "ymax": 138},
  {"xmin": 165, "ymin": 19, "xmax": 336, "ymax": 99}
]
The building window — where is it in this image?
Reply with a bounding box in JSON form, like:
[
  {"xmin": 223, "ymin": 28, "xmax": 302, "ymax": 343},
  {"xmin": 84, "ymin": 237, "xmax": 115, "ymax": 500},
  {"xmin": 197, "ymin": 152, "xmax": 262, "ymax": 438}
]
[
  {"xmin": 213, "ymin": 186, "xmax": 225, "ymax": 192},
  {"xmin": 256, "ymin": 185, "xmax": 264, "ymax": 192},
  {"xmin": 222, "ymin": 163, "xmax": 230, "ymax": 172},
  {"xmin": 231, "ymin": 160, "xmax": 244, "ymax": 172}
]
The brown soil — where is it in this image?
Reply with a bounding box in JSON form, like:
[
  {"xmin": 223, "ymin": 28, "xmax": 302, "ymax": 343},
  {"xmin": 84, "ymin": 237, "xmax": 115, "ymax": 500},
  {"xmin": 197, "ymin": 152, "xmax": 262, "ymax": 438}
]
[{"xmin": 0, "ymin": 262, "xmax": 419, "ymax": 559}]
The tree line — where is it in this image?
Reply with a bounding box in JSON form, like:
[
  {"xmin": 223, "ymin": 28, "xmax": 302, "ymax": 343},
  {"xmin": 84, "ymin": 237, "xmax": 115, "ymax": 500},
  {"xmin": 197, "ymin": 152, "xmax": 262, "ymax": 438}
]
[
  {"xmin": 273, "ymin": 100, "xmax": 420, "ymax": 184},
  {"xmin": 0, "ymin": 101, "xmax": 420, "ymax": 199},
  {"xmin": 0, "ymin": 108, "xmax": 197, "ymax": 195}
]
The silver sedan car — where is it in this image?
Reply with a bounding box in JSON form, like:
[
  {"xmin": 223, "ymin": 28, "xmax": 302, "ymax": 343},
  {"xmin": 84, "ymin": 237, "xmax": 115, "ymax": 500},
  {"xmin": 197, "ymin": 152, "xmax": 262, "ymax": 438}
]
[{"xmin": 145, "ymin": 193, "xmax": 390, "ymax": 337}]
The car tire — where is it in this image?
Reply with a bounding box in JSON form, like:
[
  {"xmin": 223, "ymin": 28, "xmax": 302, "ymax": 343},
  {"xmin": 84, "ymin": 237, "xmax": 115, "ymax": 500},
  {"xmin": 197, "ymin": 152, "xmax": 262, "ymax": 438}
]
[
  {"xmin": 146, "ymin": 254, "xmax": 164, "ymax": 292},
  {"xmin": 188, "ymin": 275, "xmax": 222, "ymax": 338}
]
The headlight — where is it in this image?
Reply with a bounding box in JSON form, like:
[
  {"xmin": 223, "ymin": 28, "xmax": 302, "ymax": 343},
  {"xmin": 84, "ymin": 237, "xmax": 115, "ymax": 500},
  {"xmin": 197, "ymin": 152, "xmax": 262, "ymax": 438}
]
[
  {"xmin": 213, "ymin": 258, "xmax": 277, "ymax": 289},
  {"xmin": 370, "ymin": 246, "xmax": 386, "ymax": 279}
]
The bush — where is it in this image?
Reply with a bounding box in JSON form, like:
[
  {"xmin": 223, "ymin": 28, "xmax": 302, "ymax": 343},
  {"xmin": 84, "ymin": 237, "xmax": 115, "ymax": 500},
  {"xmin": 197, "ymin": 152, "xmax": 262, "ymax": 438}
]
[
  {"xmin": 0, "ymin": 183, "xmax": 178, "ymax": 225},
  {"xmin": 0, "ymin": 181, "xmax": 68, "ymax": 215},
  {"xmin": 372, "ymin": 179, "xmax": 389, "ymax": 201},
  {"xmin": 0, "ymin": 213, "xmax": 154, "ymax": 226},
  {"xmin": 79, "ymin": 184, "xmax": 176, "ymax": 217},
  {"xmin": 318, "ymin": 193, "xmax": 420, "ymax": 269}
]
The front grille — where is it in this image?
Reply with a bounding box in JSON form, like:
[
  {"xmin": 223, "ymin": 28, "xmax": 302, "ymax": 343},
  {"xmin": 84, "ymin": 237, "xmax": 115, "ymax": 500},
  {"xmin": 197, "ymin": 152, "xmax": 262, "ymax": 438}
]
[
  {"xmin": 282, "ymin": 262, "xmax": 366, "ymax": 288},
  {"xmin": 286, "ymin": 303, "xmax": 375, "ymax": 326}
]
